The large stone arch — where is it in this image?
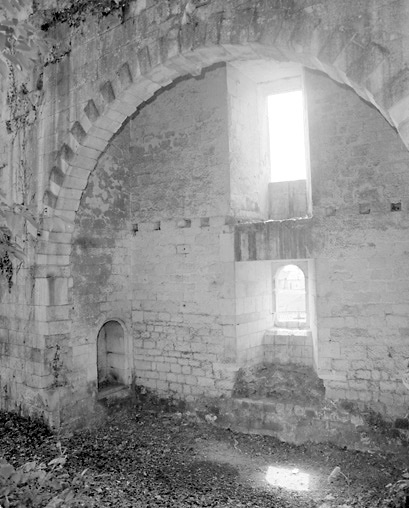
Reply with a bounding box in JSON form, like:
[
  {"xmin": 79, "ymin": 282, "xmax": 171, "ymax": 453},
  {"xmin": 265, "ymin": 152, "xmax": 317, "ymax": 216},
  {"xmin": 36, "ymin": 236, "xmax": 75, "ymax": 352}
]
[
  {"xmin": 35, "ymin": 0, "xmax": 409, "ymax": 341},
  {"xmin": 41, "ymin": 1, "xmax": 409, "ymax": 227}
]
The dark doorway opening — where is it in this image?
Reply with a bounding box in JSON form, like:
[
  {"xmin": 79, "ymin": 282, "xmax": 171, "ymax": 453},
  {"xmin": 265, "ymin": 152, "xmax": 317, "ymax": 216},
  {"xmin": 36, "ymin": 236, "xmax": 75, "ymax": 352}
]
[{"xmin": 97, "ymin": 320, "xmax": 126, "ymax": 391}]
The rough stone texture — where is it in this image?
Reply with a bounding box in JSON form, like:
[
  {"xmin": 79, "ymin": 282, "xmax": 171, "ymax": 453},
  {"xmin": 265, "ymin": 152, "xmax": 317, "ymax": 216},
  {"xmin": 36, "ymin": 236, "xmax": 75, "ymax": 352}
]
[
  {"xmin": 66, "ymin": 67, "xmax": 235, "ymax": 418},
  {"xmin": 235, "ymin": 69, "xmax": 409, "ymax": 417},
  {"xmin": 308, "ymin": 69, "xmax": 409, "ymax": 416},
  {"xmin": 263, "ymin": 329, "xmax": 314, "ymax": 367},
  {"xmin": 217, "ymin": 397, "xmax": 409, "ymax": 452},
  {"xmin": 232, "ymin": 363, "xmax": 325, "ymax": 404},
  {"xmin": 2, "ymin": 0, "xmax": 409, "ymax": 430},
  {"xmin": 128, "ymin": 66, "xmax": 230, "ymax": 221},
  {"xmin": 235, "ymin": 261, "xmax": 273, "ymax": 365},
  {"xmin": 33, "ymin": 0, "xmax": 409, "ymax": 230},
  {"xmin": 227, "ymin": 62, "xmax": 270, "ymax": 220}
]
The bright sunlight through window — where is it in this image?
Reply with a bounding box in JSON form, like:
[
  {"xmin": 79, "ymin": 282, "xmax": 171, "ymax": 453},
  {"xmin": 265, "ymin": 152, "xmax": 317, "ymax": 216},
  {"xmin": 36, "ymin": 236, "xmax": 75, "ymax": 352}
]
[
  {"xmin": 268, "ymin": 90, "xmax": 307, "ymax": 182},
  {"xmin": 266, "ymin": 466, "xmax": 310, "ymax": 491},
  {"xmin": 275, "ymin": 264, "xmax": 306, "ymax": 324}
]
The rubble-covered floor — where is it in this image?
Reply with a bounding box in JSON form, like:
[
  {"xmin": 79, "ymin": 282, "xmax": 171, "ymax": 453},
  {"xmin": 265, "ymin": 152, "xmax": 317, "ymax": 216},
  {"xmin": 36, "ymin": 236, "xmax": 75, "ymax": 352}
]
[{"xmin": 0, "ymin": 400, "xmax": 408, "ymax": 508}]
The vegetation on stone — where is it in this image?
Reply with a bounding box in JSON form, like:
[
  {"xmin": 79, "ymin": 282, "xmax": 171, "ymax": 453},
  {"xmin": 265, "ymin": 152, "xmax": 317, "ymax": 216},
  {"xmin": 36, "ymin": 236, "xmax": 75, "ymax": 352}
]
[
  {"xmin": 0, "ymin": 0, "xmax": 43, "ymax": 79},
  {"xmin": 38, "ymin": 0, "xmax": 130, "ymax": 30}
]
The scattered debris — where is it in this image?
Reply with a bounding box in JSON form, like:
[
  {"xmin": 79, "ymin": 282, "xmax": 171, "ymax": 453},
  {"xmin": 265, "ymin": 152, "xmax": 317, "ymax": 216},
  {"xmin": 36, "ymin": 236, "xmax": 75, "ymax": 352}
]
[{"xmin": 0, "ymin": 403, "xmax": 407, "ymax": 507}]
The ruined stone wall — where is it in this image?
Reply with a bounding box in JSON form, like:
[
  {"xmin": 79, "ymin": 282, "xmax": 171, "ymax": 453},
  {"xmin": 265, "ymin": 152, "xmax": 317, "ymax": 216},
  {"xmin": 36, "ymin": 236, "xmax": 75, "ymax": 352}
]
[
  {"xmin": 235, "ymin": 69, "xmax": 409, "ymax": 416},
  {"xmin": 36, "ymin": 0, "xmax": 409, "ymax": 228},
  {"xmin": 0, "ymin": 213, "xmax": 47, "ymax": 419},
  {"xmin": 129, "ymin": 69, "xmax": 235, "ymax": 399},
  {"xmin": 0, "ymin": 69, "xmax": 48, "ymax": 419},
  {"xmin": 0, "ymin": 263, "xmax": 37, "ymax": 414},
  {"xmin": 131, "ymin": 218, "xmax": 235, "ymax": 400},
  {"xmin": 0, "ymin": 81, "xmax": 8, "ymax": 199},
  {"xmin": 227, "ymin": 64, "xmax": 270, "ymax": 220},
  {"xmin": 129, "ymin": 66, "xmax": 230, "ymax": 221},
  {"xmin": 234, "ymin": 260, "xmax": 273, "ymax": 364},
  {"xmin": 4, "ymin": 0, "xmax": 409, "ymax": 424},
  {"xmin": 69, "ymin": 66, "xmax": 236, "ymax": 412},
  {"xmin": 307, "ymin": 69, "xmax": 409, "ymax": 415},
  {"xmin": 69, "ymin": 127, "xmax": 132, "ymax": 417}
]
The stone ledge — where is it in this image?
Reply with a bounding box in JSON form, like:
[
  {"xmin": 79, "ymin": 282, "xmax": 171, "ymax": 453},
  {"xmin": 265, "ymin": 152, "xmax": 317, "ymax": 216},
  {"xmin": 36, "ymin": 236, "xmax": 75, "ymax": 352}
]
[{"xmin": 217, "ymin": 397, "xmax": 409, "ymax": 453}]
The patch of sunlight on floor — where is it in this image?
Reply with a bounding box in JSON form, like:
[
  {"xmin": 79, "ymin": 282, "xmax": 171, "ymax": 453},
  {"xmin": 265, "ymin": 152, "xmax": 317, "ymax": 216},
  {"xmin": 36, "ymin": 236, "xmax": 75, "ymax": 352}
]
[{"xmin": 265, "ymin": 466, "xmax": 310, "ymax": 491}]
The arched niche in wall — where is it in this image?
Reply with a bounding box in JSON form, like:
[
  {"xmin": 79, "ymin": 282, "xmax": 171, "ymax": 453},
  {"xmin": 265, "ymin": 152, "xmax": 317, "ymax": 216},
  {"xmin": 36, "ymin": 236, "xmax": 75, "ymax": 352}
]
[{"xmin": 97, "ymin": 320, "xmax": 127, "ymax": 391}]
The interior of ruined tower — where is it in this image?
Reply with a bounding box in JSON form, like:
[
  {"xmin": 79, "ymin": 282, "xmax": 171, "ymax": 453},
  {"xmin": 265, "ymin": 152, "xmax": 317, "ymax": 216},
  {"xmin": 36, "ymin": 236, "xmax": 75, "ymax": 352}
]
[
  {"xmin": 1, "ymin": 0, "xmax": 409, "ymax": 449},
  {"xmin": 68, "ymin": 59, "xmax": 409, "ymax": 431}
]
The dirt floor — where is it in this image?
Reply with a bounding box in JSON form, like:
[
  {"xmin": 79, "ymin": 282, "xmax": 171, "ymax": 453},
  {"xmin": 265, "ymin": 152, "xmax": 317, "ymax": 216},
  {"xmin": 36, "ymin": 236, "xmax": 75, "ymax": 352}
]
[{"xmin": 1, "ymin": 398, "xmax": 409, "ymax": 507}]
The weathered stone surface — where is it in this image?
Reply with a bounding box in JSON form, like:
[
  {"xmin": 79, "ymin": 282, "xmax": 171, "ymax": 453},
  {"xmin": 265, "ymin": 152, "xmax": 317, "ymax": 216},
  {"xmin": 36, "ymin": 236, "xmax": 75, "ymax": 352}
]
[
  {"xmin": 217, "ymin": 396, "xmax": 408, "ymax": 452},
  {"xmin": 3, "ymin": 0, "xmax": 409, "ymax": 430}
]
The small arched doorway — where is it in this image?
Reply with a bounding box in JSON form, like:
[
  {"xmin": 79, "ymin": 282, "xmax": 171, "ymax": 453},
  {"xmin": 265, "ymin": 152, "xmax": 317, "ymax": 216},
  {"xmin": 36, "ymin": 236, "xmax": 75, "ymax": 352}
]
[{"xmin": 97, "ymin": 320, "xmax": 127, "ymax": 390}]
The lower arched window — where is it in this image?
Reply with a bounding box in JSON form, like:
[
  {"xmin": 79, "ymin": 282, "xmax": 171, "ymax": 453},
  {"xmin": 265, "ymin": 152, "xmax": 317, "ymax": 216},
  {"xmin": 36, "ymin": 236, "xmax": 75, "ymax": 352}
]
[{"xmin": 274, "ymin": 264, "xmax": 306, "ymax": 326}]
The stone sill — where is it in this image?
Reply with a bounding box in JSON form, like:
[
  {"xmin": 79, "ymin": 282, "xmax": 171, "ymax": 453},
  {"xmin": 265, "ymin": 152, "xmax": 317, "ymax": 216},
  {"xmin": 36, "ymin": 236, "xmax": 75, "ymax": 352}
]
[
  {"xmin": 97, "ymin": 384, "xmax": 129, "ymax": 401},
  {"xmin": 265, "ymin": 328, "xmax": 311, "ymax": 337}
]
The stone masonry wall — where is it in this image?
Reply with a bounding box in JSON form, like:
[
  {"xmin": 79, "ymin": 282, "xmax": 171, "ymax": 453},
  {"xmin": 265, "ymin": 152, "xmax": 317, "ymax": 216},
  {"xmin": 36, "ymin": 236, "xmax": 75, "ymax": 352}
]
[
  {"xmin": 227, "ymin": 63, "xmax": 270, "ymax": 220},
  {"xmin": 129, "ymin": 65, "xmax": 230, "ymax": 221},
  {"xmin": 235, "ymin": 69, "xmax": 409, "ymax": 417},
  {"xmin": 128, "ymin": 65, "xmax": 235, "ymax": 401},
  {"xmin": 68, "ymin": 66, "xmax": 236, "ymax": 415},
  {"xmin": 234, "ymin": 261, "xmax": 273, "ymax": 364},
  {"xmin": 4, "ymin": 0, "xmax": 409, "ymax": 423},
  {"xmin": 307, "ymin": 69, "xmax": 409, "ymax": 415},
  {"xmin": 23, "ymin": 0, "xmax": 409, "ymax": 424},
  {"xmin": 0, "ymin": 0, "xmax": 409, "ymax": 424},
  {"xmin": 131, "ymin": 218, "xmax": 235, "ymax": 399},
  {"xmin": 0, "ymin": 65, "xmax": 50, "ymax": 419},
  {"xmin": 0, "ymin": 263, "xmax": 43, "ymax": 416},
  {"xmin": 69, "ymin": 133, "xmax": 132, "ymax": 418}
]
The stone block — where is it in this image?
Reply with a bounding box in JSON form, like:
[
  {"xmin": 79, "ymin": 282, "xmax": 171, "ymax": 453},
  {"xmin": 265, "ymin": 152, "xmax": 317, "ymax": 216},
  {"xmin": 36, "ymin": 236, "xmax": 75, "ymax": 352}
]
[{"xmin": 157, "ymin": 362, "xmax": 170, "ymax": 373}]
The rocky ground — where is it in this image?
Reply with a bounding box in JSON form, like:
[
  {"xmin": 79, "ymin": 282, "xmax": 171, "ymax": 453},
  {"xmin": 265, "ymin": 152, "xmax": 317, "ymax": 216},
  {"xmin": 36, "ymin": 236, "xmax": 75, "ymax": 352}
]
[{"xmin": 0, "ymin": 397, "xmax": 408, "ymax": 507}]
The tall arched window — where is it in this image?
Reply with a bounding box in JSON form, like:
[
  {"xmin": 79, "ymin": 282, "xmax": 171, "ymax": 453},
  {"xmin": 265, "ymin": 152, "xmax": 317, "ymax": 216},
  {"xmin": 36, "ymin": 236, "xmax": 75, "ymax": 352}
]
[{"xmin": 274, "ymin": 264, "xmax": 306, "ymax": 325}]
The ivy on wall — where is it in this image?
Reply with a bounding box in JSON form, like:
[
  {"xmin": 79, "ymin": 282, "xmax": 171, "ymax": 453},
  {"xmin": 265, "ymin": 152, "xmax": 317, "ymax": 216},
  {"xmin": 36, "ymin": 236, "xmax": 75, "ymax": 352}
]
[
  {"xmin": 0, "ymin": 2, "xmax": 45, "ymax": 283},
  {"xmin": 0, "ymin": 228, "xmax": 21, "ymax": 292},
  {"xmin": 0, "ymin": 0, "xmax": 43, "ymax": 80},
  {"xmin": 0, "ymin": 250, "xmax": 13, "ymax": 292},
  {"xmin": 39, "ymin": 0, "xmax": 130, "ymax": 31}
]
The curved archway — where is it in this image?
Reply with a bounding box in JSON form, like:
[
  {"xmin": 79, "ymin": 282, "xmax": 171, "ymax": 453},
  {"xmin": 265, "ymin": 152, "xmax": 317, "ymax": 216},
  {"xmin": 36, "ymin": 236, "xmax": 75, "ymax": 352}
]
[
  {"xmin": 38, "ymin": 0, "xmax": 409, "ymax": 237},
  {"xmin": 43, "ymin": 43, "xmax": 388, "ymax": 221}
]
